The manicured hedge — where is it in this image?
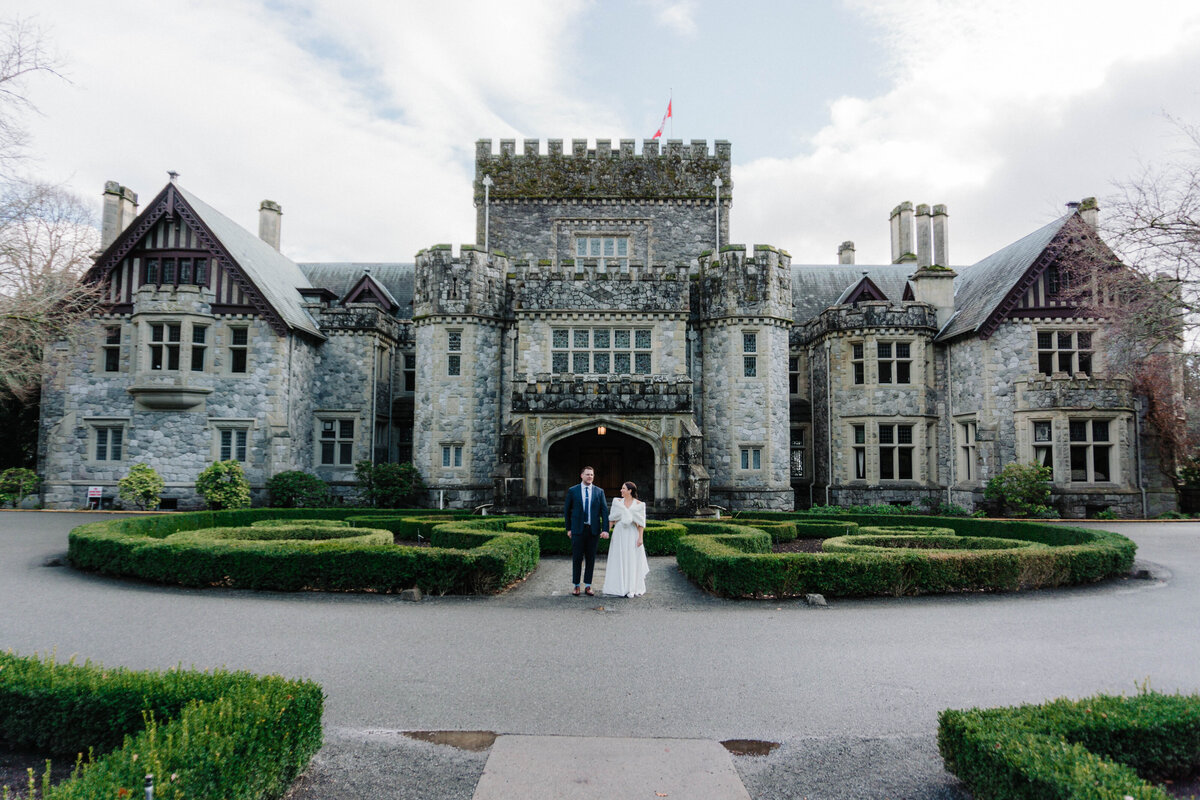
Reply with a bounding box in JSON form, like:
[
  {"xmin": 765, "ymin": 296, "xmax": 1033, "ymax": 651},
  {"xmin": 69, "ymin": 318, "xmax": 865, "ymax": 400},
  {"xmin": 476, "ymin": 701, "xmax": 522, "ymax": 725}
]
[
  {"xmin": 0, "ymin": 651, "xmax": 322, "ymax": 800},
  {"xmin": 505, "ymin": 518, "xmax": 688, "ymax": 556},
  {"xmin": 169, "ymin": 525, "xmax": 390, "ymax": 545},
  {"xmin": 853, "ymin": 525, "xmax": 958, "ymax": 537},
  {"xmin": 251, "ymin": 518, "xmax": 349, "ymax": 528},
  {"xmin": 346, "ymin": 513, "xmax": 474, "ymax": 539},
  {"xmin": 68, "ymin": 509, "xmax": 539, "ymax": 595},
  {"xmin": 732, "ymin": 515, "xmax": 859, "ymax": 539},
  {"xmin": 674, "ymin": 516, "xmax": 1136, "ymax": 598},
  {"xmin": 938, "ymin": 691, "xmax": 1200, "ymax": 799},
  {"xmin": 821, "ymin": 534, "xmax": 1048, "ymax": 553}
]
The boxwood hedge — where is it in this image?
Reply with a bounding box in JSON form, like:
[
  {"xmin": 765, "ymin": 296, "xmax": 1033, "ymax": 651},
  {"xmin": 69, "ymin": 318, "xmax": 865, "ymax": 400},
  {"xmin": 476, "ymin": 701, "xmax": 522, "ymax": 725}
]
[
  {"xmin": 938, "ymin": 691, "xmax": 1200, "ymax": 799},
  {"xmin": 0, "ymin": 651, "xmax": 322, "ymax": 800},
  {"xmin": 68, "ymin": 508, "xmax": 538, "ymax": 595},
  {"xmin": 504, "ymin": 518, "xmax": 688, "ymax": 556},
  {"xmin": 821, "ymin": 534, "xmax": 1048, "ymax": 553},
  {"xmin": 674, "ymin": 515, "xmax": 1135, "ymax": 598}
]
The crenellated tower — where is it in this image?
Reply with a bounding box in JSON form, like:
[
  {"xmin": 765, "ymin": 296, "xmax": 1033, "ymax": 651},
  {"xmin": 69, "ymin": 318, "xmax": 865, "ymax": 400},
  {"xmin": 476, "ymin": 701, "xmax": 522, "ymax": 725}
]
[
  {"xmin": 695, "ymin": 244, "xmax": 794, "ymax": 509},
  {"xmin": 413, "ymin": 244, "xmax": 508, "ymax": 508},
  {"xmin": 474, "ymin": 138, "xmax": 731, "ymax": 268}
]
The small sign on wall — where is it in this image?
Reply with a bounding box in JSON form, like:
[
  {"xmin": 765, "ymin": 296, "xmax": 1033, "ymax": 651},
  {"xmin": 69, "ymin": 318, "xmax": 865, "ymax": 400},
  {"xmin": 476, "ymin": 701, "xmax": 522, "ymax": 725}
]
[{"xmin": 87, "ymin": 486, "xmax": 103, "ymax": 510}]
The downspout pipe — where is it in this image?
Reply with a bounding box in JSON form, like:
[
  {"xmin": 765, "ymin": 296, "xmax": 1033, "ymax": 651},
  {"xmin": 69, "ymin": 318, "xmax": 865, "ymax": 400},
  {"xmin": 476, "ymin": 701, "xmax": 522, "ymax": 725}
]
[
  {"xmin": 809, "ymin": 347, "xmax": 815, "ymax": 509},
  {"xmin": 825, "ymin": 339, "xmax": 833, "ymax": 506},
  {"xmin": 947, "ymin": 345, "xmax": 955, "ymax": 507},
  {"xmin": 1135, "ymin": 398, "xmax": 1147, "ymax": 518},
  {"xmin": 370, "ymin": 337, "xmax": 378, "ymax": 464}
]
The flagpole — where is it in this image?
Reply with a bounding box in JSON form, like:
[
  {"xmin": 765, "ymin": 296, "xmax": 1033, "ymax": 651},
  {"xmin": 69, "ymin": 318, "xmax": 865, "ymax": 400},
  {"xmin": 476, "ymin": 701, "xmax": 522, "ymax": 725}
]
[{"xmin": 669, "ymin": 88, "xmax": 673, "ymax": 139}]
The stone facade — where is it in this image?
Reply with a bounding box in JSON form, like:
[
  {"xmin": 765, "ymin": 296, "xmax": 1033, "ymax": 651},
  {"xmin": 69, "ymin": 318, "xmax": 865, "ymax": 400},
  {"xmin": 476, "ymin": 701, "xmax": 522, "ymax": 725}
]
[{"xmin": 36, "ymin": 140, "xmax": 1180, "ymax": 518}]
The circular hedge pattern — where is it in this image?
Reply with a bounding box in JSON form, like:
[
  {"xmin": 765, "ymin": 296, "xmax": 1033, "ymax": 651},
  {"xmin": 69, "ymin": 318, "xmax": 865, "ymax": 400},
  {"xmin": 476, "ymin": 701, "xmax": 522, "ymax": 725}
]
[
  {"xmin": 821, "ymin": 533, "xmax": 1049, "ymax": 553},
  {"xmin": 854, "ymin": 525, "xmax": 957, "ymax": 537},
  {"xmin": 673, "ymin": 515, "xmax": 1137, "ymax": 598},
  {"xmin": 168, "ymin": 525, "xmax": 391, "ymax": 546},
  {"xmin": 504, "ymin": 517, "xmax": 688, "ymax": 556},
  {"xmin": 68, "ymin": 509, "xmax": 539, "ymax": 594},
  {"xmin": 250, "ymin": 518, "xmax": 349, "ymax": 529},
  {"xmin": 67, "ymin": 509, "xmax": 1138, "ymax": 600}
]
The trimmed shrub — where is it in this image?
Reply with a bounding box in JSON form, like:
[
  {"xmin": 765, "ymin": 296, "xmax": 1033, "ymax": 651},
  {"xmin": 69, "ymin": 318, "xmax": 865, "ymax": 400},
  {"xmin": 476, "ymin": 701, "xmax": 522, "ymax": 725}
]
[
  {"xmin": 854, "ymin": 525, "xmax": 958, "ymax": 537},
  {"xmin": 67, "ymin": 509, "xmax": 538, "ymax": 595},
  {"xmin": 354, "ymin": 461, "xmax": 424, "ymax": 508},
  {"xmin": 167, "ymin": 525, "xmax": 391, "ymax": 545},
  {"xmin": 821, "ymin": 534, "xmax": 1049, "ymax": 553},
  {"xmin": 674, "ymin": 515, "xmax": 1135, "ymax": 598},
  {"xmin": 266, "ymin": 471, "xmax": 330, "ymax": 508},
  {"xmin": 984, "ymin": 462, "xmax": 1053, "ymax": 517},
  {"xmin": 0, "ymin": 467, "xmax": 39, "ymax": 508},
  {"xmin": 0, "ymin": 651, "xmax": 322, "ymax": 800},
  {"xmin": 346, "ymin": 512, "xmax": 474, "ymax": 539},
  {"xmin": 938, "ymin": 691, "xmax": 1200, "ymax": 799},
  {"xmin": 195, "ymin": 461, "xmax": 251, "ymax": 510},
  {"xmin": 504, "ymin": 518, "xmax": 688, "ymax": 556},
  {"xmin": 117, "ymin": 462, "xmax": 164, "ymax": 510},
  {"xmin": 251, "ymin": 518, "xmax": 348, "ymax": 528}
]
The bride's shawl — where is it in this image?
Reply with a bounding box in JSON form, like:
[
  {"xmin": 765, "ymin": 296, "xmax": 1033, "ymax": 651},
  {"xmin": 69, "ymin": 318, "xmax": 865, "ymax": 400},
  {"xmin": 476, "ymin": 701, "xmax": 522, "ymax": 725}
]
[{"xmin": 610, "ymin": 499, "xmax": 647, "ymax": 527}]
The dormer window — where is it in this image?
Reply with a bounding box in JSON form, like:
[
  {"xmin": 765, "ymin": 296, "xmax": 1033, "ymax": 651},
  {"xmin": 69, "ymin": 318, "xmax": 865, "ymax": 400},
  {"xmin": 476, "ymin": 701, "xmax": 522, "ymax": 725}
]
[{"xmin": 142, "ymin": 254, "xmax": 209, "ymax": 287}]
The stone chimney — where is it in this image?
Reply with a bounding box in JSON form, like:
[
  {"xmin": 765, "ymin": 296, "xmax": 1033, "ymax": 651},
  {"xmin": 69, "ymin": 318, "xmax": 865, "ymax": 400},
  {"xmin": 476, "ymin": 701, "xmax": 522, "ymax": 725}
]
[
  {"xmin": 915, "ymin": 204, "xmax": 932, "ymax": 268},
  {"xmin": 1078, "ymin": 196, "xmax": 1099, "ymax": 230},
  {"xmin": 932, "ymin": 205, "xmax": 949, "ymax": 267},
  {"xmin": 909, "ymin": 264, "xmax": 958, "ymax": 329},
  {"xmin": 258, "ymin": 200, "xmax": 282, "ymax": 250},
  {"xmin": 838, "ymin": 241, "xmax": 855, "ymax": 264},
  {"xmin": 100, "ymin": 181, "xmax": 139, "ymax": 250},
  {"xmin": 890, "ymin": 201, "xmax": 916, "ymax": 264}
]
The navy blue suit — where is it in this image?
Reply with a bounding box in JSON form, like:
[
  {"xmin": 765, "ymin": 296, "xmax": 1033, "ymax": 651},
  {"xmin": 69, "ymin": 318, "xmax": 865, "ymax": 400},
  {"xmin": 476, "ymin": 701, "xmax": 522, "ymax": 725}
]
[{"xmin": 564, "ymin": 482, "xmax": 609, "ymax": 586}]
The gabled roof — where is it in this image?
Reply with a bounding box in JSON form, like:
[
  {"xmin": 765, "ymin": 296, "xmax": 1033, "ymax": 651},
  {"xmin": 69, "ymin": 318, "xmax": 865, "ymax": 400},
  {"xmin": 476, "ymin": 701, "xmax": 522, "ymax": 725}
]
[
  {"xmin": 791, "ymin": 264, "xmax": 915, "ymax": 321},
  {"xmin": 299, "ymin": 263, "xmax": 415, "ymax": 319},
  {"xmin": 834, "ymin": 274, "xmax": 891, "ymax": 306},
  {"xmin": 936, "ymin": 213, "xmax": 1073, "ymax": 341},
  {"xmin": 175, "ymin": 186, "xmax": 322, "ymax": 338},
  {"xmin": 342, "ymin": 271, "xmax": 400, "ymax": 312},
  {"xmin": 87, "ymin": 182, "xmax": 322, "ymax": 339}
]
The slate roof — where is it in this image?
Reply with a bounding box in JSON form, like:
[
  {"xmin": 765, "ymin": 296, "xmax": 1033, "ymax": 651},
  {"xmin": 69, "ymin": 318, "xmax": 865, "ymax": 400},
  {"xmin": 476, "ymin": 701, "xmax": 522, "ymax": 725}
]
[
  {"xmin": 175, "ymin": 186, "xmax": 323, "ymax": 339},
  {"xmin": 299, "ymin": 263, "xmax": 415, "ymax": 320},
  {"xmin": 936, "ymin": 213, "xmax": 1072, "ymax": 341},
  {"xmin": 790, "ymin": 264, "xmax": 915, "ymax": 321}
]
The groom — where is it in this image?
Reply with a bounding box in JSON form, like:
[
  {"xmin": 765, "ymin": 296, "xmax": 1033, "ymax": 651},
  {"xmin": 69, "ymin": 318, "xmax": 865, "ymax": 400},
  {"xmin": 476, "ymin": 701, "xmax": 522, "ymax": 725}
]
[{"xmin": 564, "ymin": 465, "xmax": 609, "ymax": 596}]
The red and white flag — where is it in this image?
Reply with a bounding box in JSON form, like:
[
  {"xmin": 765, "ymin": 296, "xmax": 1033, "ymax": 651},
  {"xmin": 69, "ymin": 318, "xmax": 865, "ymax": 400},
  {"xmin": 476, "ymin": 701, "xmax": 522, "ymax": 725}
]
[{"xmin": 652, "ymin": 99, "xmax": 673, "ymax": 139}]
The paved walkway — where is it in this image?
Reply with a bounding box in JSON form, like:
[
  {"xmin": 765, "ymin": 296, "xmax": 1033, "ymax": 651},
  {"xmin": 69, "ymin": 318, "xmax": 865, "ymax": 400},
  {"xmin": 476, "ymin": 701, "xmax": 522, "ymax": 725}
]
[
  {"xmin": 2, "ymin": 513, "xmax": 1198, "ymax": 799},
  {"xmin": 473, "ymin": 735, "xmax": 750, "ymax": 800}
]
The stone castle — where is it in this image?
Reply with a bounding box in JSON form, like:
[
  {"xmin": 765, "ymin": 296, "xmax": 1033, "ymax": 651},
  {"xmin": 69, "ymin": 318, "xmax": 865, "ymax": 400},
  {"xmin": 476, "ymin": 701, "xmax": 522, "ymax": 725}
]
[{"xmin": 37, "ymin": 138, "xmax": 1179, "ymax": 517}]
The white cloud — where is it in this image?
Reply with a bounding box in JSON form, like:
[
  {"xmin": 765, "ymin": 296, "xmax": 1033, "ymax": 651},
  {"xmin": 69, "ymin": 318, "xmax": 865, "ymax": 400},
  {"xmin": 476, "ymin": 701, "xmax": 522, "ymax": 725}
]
[
  {"xmin": 648, "ymin": 1, "xmax": 698, "ymax": 36},
  {"xmin": 20, "ymin": 0, "xmax": 607, "ymax": 262},
  {"xmin": 735, "ymin": 0, "xmax": 1200, "ymax": 264}
]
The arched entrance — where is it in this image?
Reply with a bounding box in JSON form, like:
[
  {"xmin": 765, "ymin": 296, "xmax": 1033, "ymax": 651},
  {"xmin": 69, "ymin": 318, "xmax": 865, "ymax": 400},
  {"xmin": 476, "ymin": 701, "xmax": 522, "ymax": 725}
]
[{"xmin": 547, "ymin": 427, "xmax": 655, "ymax": 508}]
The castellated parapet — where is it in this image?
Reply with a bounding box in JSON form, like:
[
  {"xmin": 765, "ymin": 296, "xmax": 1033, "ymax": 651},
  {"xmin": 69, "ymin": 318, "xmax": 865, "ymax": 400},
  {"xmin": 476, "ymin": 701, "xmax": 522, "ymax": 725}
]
[
  {"xmin": 413, "ymin": 245, "xmax": 508, "ymax": 319},
  {"xmin": 475, "ymin": 138, "xmax": 732, "ymax": 201},
  {"xmin": 801, "ymin": 301, "xmax": 939, "ymax": 343},
  {"xmin": 695, "ymin": 245, "xmax": 793, "ymax": 322},
  {"xmin": 510, "ymin": 260, "xmax": 691, "ymax": 314}
]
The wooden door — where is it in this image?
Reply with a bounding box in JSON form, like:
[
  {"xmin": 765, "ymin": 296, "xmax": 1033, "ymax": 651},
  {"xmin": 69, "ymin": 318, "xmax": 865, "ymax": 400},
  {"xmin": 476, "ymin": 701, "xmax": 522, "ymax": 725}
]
[{"xmin": 580, "ymin": 447, "xmax": 622, "ymax": 502}]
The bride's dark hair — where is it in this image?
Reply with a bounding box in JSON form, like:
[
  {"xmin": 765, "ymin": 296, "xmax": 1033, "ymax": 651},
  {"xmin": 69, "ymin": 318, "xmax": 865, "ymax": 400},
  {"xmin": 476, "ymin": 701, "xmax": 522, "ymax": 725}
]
[{"xmin": 622, "ymin": 481, "xmax": 638, "ymax": 499}]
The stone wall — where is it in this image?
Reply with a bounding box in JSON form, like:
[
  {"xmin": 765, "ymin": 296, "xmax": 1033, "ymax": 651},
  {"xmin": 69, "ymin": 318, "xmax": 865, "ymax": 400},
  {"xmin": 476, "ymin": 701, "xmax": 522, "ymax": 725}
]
[{"xmin": 39, "ymin": 311, "xmax": 303, "ymax": 509}]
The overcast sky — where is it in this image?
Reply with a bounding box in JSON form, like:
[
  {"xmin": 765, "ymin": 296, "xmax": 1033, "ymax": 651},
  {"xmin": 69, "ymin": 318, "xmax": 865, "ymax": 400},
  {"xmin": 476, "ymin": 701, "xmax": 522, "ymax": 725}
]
[{"xmin": 10, "ymin": 0, "xmax": 1200, "ymax": 266}]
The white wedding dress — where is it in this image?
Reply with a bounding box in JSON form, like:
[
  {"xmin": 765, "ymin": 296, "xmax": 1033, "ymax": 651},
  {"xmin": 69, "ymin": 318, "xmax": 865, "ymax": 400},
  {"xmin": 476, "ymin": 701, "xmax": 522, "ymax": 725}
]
[{"xmin": 602, "ymin": 498, "xmax": 650, "ymax": 597}]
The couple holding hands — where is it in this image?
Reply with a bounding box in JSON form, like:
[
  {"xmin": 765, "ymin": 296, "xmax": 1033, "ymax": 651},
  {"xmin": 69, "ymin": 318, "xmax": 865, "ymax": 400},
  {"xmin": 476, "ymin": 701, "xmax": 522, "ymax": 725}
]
[{"xmin": 564, "ymin": 466, "xmax": 650, "ymax": 598}]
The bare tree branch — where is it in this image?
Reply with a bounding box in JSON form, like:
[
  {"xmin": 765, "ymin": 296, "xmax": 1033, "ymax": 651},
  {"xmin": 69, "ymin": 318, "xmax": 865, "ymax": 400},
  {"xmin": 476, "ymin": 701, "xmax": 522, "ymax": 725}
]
[
  {"xmin": 0, "ymin": 180, "xmax": 102, "ymax": 400},
  {"xmin": 0, "ymin": 17, "xmax": 64, "ymax": 177}
]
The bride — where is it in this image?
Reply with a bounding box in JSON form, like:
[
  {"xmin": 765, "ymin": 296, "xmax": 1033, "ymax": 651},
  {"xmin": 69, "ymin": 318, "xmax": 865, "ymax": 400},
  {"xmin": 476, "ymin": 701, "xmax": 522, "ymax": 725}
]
[{"xmin": 602, "ymin": 481, "xmax": 650, "ymax": 597}]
